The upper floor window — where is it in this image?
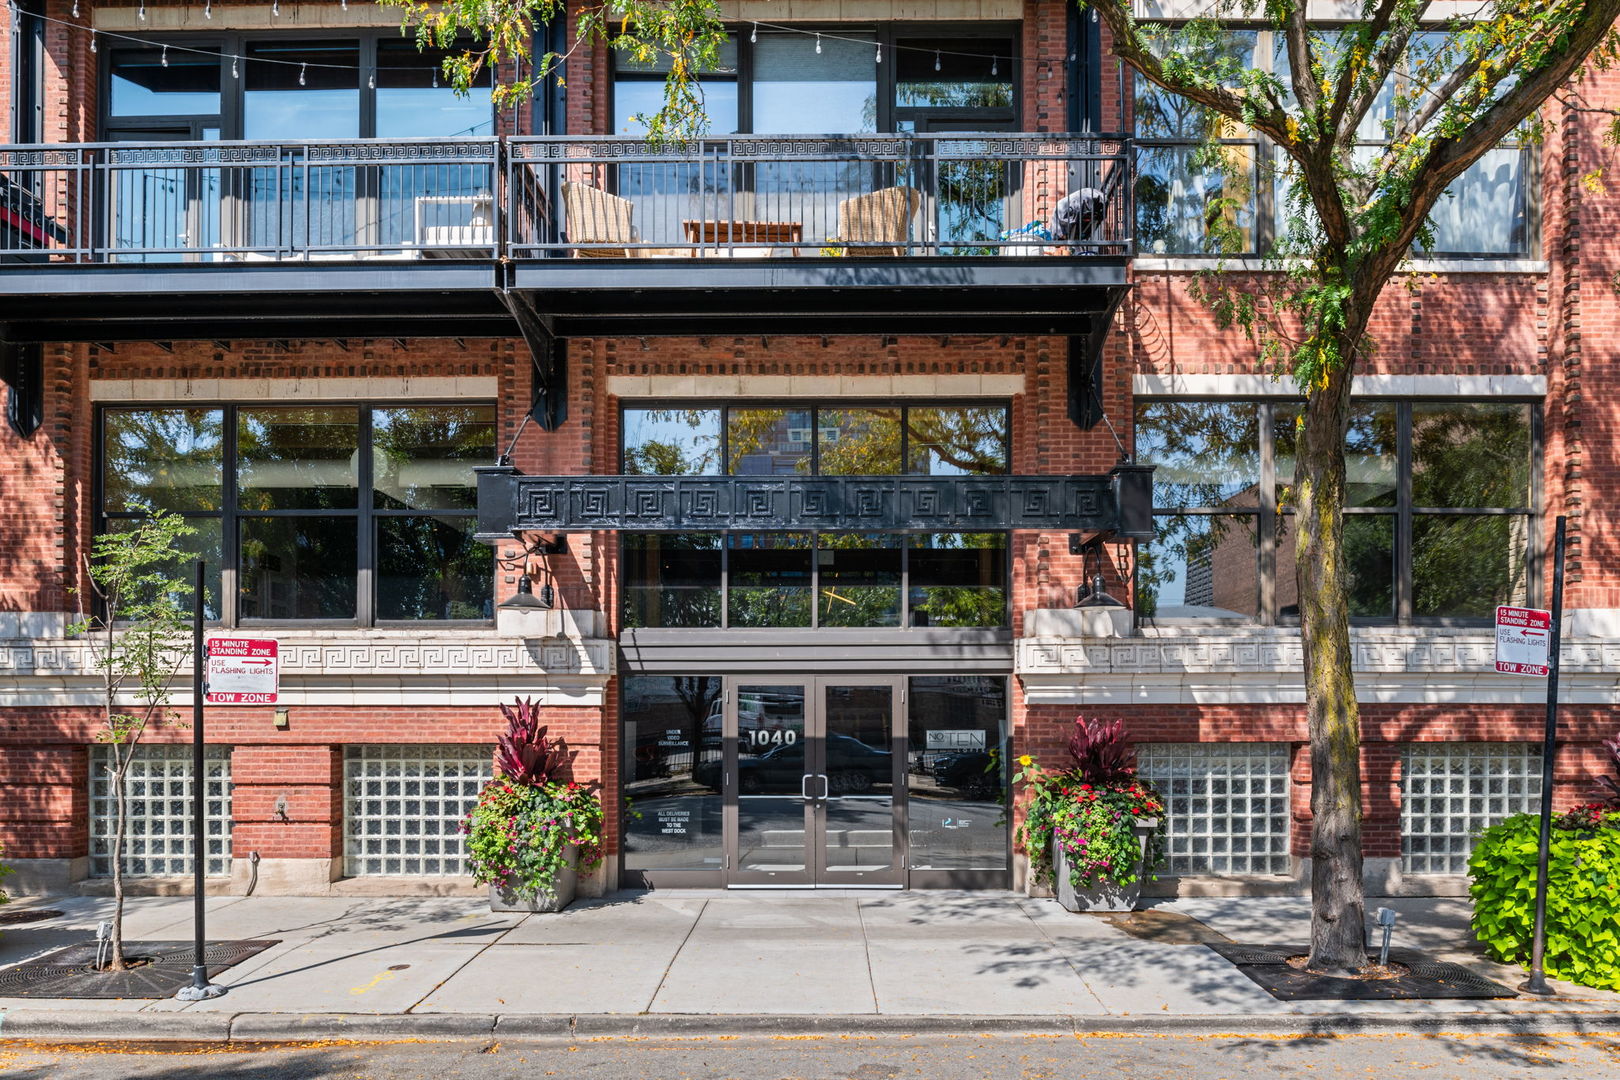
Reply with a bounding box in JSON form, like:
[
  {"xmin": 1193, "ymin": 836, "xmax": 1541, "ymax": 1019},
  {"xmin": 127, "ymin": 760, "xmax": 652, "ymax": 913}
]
[
  {"xmin": 1132, "ymin": 28, "xmax": 1531, "ymax": 258},
  {"xmin": 1134, "ymin": 399, "xmax": 1536, "ymax": 624},
  {"xmin": 104, "ymin": 35, "xmax": 494, "ymax": 140},
  {"xmin": 611, "ymin": 26, "xmax": 1017, "ymax": 137},
  {"xmin": 100, "ymin": 403, "xmax": 495, "ymax": 625}
]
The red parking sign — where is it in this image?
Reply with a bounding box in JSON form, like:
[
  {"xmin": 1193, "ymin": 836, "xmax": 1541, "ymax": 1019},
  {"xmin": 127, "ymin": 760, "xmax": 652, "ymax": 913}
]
[
  {"xmin": 205, "ymin": 638, "xmax": 279, "ymax": 704},
  {"xmin": 1495, "ymin": 606, "xmax": 1552, "ymax": 677}
]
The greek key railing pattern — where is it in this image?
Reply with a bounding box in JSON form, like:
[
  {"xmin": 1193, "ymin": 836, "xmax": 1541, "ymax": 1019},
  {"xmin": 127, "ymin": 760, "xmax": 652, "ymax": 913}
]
[{"xmin": 479, "ymin": 472, "xmax": 1127, "ymax": 535}]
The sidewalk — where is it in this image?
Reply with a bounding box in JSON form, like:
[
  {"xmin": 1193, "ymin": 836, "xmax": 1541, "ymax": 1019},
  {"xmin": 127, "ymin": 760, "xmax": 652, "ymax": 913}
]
[{"xmin": 1, "ymin": 891, "xmax": 1616, "ymax": 1041}]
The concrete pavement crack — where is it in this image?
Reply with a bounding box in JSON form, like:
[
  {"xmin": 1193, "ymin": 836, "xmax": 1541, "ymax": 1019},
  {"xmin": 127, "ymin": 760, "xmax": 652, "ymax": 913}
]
[
  {"xmin": 1020, "ymin": 897, "xmax": 1109, "ymax": 1015},
  {"xmin": 644, "ymin": 898, "xmax": 707, "ymax": 1014}
]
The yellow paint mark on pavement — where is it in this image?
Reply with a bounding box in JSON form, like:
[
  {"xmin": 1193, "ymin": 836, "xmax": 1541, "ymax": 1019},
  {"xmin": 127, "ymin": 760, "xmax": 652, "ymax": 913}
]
[{"xmin": 349, "ymin": 969, "xmax": 397, "ymax": 996}]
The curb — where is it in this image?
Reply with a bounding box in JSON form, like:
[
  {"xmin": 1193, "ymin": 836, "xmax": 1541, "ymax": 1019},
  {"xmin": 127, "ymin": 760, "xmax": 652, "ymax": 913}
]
[{"xmin": 6, "ymin": 1008, "xmax": 1620, "ymax": 1043}]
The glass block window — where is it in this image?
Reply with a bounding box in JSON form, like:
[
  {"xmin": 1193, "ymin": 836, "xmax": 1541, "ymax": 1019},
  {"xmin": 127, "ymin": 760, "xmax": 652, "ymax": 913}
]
[
  {"xmin": 1137, "ymin": 743, "xmax": 1291, "ymax": 875},
  {"xmin": 1401, "ymin": 743, "xmax": 1542, "ymax": 874},
  {"xmin": 344, "ymin": 745, "xmax": 492, "ymax": 876},
  {"xmin": 90, "ymin": 745, "xmax": 233, "ymax": 877}
]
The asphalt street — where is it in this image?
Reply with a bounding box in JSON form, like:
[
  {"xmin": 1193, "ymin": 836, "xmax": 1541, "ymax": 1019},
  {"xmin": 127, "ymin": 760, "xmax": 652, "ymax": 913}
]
[{"xmin": 4, "ymin": 1032, "xmax": 1620, "ymax": 1080}]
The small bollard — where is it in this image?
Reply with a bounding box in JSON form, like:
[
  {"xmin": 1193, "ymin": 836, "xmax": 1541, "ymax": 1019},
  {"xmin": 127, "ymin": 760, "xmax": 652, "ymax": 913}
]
[
  {"xmin": 94, "ymin": 920, "xmax": 111, "ymax": 971},
  {"xmin": 1374, "ymin": 907, "xmax": 1398, "ymax": 967}
]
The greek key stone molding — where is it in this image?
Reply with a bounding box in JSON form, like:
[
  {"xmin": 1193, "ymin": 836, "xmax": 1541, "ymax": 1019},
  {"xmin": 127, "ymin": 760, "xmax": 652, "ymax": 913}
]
[
  {"xmin": 0, "ymin": 630, "xmax": 614, "ymax": 709},
  {"xmin": 1017, "ymin": 631, "xmax": 1620, "ymax": 706}
]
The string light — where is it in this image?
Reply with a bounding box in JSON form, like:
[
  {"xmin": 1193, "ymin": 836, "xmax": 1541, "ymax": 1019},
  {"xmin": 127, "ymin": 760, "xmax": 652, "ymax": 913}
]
[
  {"xmin": 876, "ymin": 42, "xmax": 882, "ymax": 63},
  {"xmin": 432, "ymin": 67, "xmax": 439, "ymax": 88},
  {"xmin": 89, "ymin": 30, "xmax": 95, "ymax": 52},
  {"xmin": 299, "ymin": 62, "xmax": 306, "ymax": 86},
  {"xmin": 272, "ymin": 0, "xmax": 279, "ymax": 15},
  {"xmin": 71, "ymin": 0, "xmax": 78, "ymax": 18},
  {"xmin": 205, "ymin": 0, "xmax": 212, "ymax": 18},
  {"xmin": 232, "ymin": 55, "xmax": 239, "ymax": 78},
  {"xmin": 137, "ymin": 0, "xmax": 145, "ymax": 19},
  {"xmin": 751, "ymin": 21, "xmax": 757, "ymax": 43},
  {"xmin": 161, "ymin": 44, "xmax": 168, "ymax": 67},
  {"xmin": 341, "ymin": 0, "xmax": 348, "ymax": 7},
  {"xmin": 935, "ymin": 50, "xmax": 941, "ymax": 72},
  {"xmin": 991, "ymin": 55, "xmax": 999, "ymax": 76},
  {"xmin": 368, "ymin": 70, "xmax": 375, "ymax": 89},
  {"xmin": 815, "ymin": 33, "xmax": 821, "ymax": 55}
]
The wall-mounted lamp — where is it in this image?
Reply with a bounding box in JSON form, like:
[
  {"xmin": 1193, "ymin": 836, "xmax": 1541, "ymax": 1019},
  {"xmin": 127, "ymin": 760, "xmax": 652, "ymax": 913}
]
[
  {"xmin": 496, "ymin": 533, "xmax": 568, "ymax": 612},
  {"xmin": 499, "ymin": 573, "xmax": 554, "ymax": 611},
  {"xmin": 1071, "ymin": 535, "xmax": 1125, "ymax": 609}
]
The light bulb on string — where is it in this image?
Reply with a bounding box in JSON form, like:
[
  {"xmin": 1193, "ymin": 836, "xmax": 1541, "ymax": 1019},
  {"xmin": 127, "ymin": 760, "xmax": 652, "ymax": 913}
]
[
  {"xmin": 89, "ymin": 31, "xmax": 96, "ymax": 52},
  {"xmin": 272, "ymin": 0, "xmax": 279, "ymax": 16},
  {"xmin": 935, "ymin": 51, "xmax": 941, "ymax": 72},
  {"xmin": 433, "ymin": 68, "xmax": 439, "ymax": 88},
  {"xmin": 815, "ymin": 33, "xmax": 821, "ymax": 55},
  {"xmin": 138, "ymin": 0, "xmax": 145, "ymax": 19},
  {"xmin": 232, "ymin": 55, "xmax": 239, "ymax": 79},
  {"xmin": 368, "ymin": 70, "xmax": 375, "ymax": 89},
  {"xmin": 991, "ymin": 55, "xmax": 998, "ymax": 76},
  {"xmin": 876, "ymin": 42, "xmax": 882, "ymax": 63},
  {"xmin": 750, "ymin": 21, "xmax": 757, "ymax": 43},
  {"xmin": 161, "ymin": 45, "xmax": 168, "ymax": 67},
  {"xmin": 205, "ymin": 0, "xmax": 212, "ymax": 17},
  {"xmin": 71, "ymin": 0, "xmax": 78, "ymax": 18},
  {"xmin": 299, "ymin": 63, "xmax": 307, "ymax": 86}
]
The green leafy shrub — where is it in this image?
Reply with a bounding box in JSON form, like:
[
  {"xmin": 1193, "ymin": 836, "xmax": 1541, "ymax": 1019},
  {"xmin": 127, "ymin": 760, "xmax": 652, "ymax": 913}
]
[
  {"xmin": 1014, "ymin": 717, "xmax": 1166, "ymax": 891},
  {"xmin": 463, "ymin": 698, "xmax": 604, "ymax": 902},
  {"xmin": 1469, "ymin": 805, "xmax": 1620, "ymax": 991},
  {"xmin": 0, "ymin": 842, "xmax": 12, "ymax": 907},
  {"xmin": 464, "ymin": 779, "xmax": 604, "ymax": 901}
]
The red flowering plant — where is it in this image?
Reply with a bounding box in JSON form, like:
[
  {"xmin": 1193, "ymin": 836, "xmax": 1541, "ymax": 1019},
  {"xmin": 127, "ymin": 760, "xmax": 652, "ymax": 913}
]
[
  {"xmin": 463, "ymin": 698, "xmax": 604, "ymax": 902},
  {"xmin": 1012, "ymin": 717, "xmax": 1166, "ymax": 891}
]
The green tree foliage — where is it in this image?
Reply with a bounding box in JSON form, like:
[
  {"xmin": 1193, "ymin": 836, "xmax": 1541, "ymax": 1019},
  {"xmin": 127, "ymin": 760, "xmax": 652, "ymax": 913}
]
[
  {"xmin": 380, "ymin": 0, "xmax": 728, "ymax": 140},
  {"xmin": 1087, "ymin": 0, "xmax": 1620, "ymax": 973},
  {"xmin": 70, "ymin": 511, "xmax": 200, "ymax": 971}
]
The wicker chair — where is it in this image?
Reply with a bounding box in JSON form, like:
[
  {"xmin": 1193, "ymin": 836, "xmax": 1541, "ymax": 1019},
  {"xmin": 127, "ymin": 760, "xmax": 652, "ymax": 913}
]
[
  {"xmin": 561, "ymin": 181, "xmax": 638, "ymax": 257},
  {"xmin": 835, "ymin": 186, "xmax": 923, "ymax": 256}
]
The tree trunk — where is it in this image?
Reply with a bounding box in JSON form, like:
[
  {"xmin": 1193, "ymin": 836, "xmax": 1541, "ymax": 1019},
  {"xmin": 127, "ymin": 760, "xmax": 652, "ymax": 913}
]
[
  {"xmin": 1294, "ymin": 362, "xmax": 1370, "ymax": 976},
  {"xmin": 109, "ymin": 752, "xmax": 129, "ymax": 971}
]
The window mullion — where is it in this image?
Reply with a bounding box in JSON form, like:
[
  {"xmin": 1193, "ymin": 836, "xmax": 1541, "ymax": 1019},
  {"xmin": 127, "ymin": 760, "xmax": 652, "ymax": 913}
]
[
  {"xmin": 224, "ymin": 405, "xmax": 239, "ymax": 628},
  {"xmin": 1258, "ymin": 402, "xmax": 1275, "ymax": 625},
  {"xmin": 357, "ymin": 405, "xmax": 374, "ymax": 626},
  {"xmin": 1396, "ymin": 400, "xmax": 1413, "ymax": 623}
]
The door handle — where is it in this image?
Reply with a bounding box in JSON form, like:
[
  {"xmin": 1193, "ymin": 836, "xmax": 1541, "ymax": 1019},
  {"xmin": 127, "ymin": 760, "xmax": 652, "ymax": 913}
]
[
  {"xmin": 818, "ymin": 774, "xmax": 831, "ymax": 800},
  {"xmin": 801, "ymin": 773, "xmax": 814, "ymax": 800}
]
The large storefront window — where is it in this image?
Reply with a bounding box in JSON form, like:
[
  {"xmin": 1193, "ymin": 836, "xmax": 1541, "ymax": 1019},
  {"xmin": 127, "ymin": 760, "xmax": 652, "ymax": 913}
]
[
  {"xmin": 621, "ymin": 675, "xmax": 726, "ymax": 875},
  {"xmin": 1135, "ymin": 398, "xmax": 1535, "ymax": 624},
  {"xmin": 99, "ymin": 403, "xmax": 495, "ymax": 625},
  {"xmin": 906, "ymin": 676, "xmax": 1008, "ymax": 871},
  {"xmin": 621, "ymin": 403, "xmax": 1011, "ymax": 629}
]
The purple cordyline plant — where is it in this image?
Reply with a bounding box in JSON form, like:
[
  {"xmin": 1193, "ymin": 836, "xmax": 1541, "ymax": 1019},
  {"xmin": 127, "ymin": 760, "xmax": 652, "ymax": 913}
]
[
  {"xmin": 494, "ymin": 696, "xmax": 568, "ymax": 786},
  {"xmin": 1066, "ymin": 716, "xmax": 1137, "ymax": 784},
  {"xmin": 1597, "ymin": 732, "xmax": 1620, "ymax": 807}
]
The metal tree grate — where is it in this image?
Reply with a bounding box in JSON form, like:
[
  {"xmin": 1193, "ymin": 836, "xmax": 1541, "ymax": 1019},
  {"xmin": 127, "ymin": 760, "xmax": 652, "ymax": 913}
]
[
  {"xmin": 1206, "ymin": 941, "xmax": 1516, "ymax": 1001},
  {"xmin": 1137, "ymin": 743, "xmax": 1292, "ymax": 875},
  {"xmin": 90, "ymin": 745, "xmax": 233, "ymax": 878},
  {"xmin": 343, "ymin": 745, "xmax": 491, "ymax": 877},
  {"xmin": 0, "ymin": 939, "xmax": 279, "ymax": 999},
  {"xmin": 1400, "ymin": 742, "xmax": 1541, "ymax": 875}
]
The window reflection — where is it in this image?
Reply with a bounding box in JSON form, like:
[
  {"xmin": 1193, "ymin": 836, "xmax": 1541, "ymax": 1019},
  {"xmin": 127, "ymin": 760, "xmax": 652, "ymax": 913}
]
[
  {"xmin": 1412, "ymin": 402, "xmax": 1532, "ymax": 508},
  {"xmin": 727, "ymin": 408, "xmax": 813, "ymax": 475},
  {"xmin": 376, "ymin": 516, "xmax": 491, "ymax": 620},
  {"xmin": 622, "ymin": 534, "xmax": 722, "ymax": 628},
  {"xmin": 816, "ymin": 409, "xmax": 902, "ymax": 475},
  {"xmin": 109, "ymin": 48, "xmax": 221, "ymax": 117},
  {"xmin": 372, "ymin": 406, "xmax": 493, "ymax": 511},
  {"xmin": 621, "ymin": 675, "xmax": 725, "ymax": 874},
  {"xmin": 1277, "ymin": 513, "xmax": 1395, "ymax": 619},
  {"xmin": 375, "ymin": 39, "xmax": 494, "ymax": 137},
  {"xmin": 1413, "ymin": 515, "xmax": 1528, "ymax": 617},
  {"xmin": 905, "ymin": 406, "xmax": 1009, "ymax": 475},
  {"xmin": 237, "ymin": 407, "xmax": 360, "ymax": 511},
  {"xmin": 623, "ymin": 409, "xmax": 722, "ymax": 475},
  {"xmin": 908, "ymin": 534, "xmax": 1007, "ymax": 627},
  {"xmin": 1275, "ymin": 402, "xmax": 1397, "ymax": 508},
  {"xmin": 239, "ymin": 516, "xmax": 358, "ymax": 619},
  {"xmin": 817, "ymin": 534, "xmax": 901, "ymax": 627},
  {"xmin": 1137, "ymin": 401, "xmax": 1261, "ymax": 508},
  {"xmin": 102, "ymin": 408, "xmax": 224, "ymax": 513},
  {"xmin": 728, "ymin": 533, "xmax": 813, "ymax": 627},
  {"xmin": 906, "ymin": 676, "xmax": 1007, "ymax": 871},
  {"xmin": 1139, "ymin": 514, "xmax": 1260, "ymax": 620}
]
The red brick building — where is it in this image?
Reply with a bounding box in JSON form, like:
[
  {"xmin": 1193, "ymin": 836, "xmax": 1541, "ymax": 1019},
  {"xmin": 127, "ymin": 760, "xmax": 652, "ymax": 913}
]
[{"xmin": 1, "ymin": 0, "xmax": 1614, "ymax": 899}]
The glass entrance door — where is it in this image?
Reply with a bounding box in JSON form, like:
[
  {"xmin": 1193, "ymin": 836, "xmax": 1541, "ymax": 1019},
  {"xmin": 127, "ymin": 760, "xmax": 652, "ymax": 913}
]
[{"xmin": 726, "ymin": 676, "xmax": 904, "ymax": 887}]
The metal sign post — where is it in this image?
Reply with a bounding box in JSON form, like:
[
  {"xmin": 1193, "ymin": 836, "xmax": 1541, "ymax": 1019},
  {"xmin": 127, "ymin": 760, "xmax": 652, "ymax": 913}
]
[
  {"xmin": 175, "ymin": 559, "xmax": 226, "ymax": 1001},
  {"xmin": 1520, "ymin": 516, "xmax": 1567, "ymax": 997}
]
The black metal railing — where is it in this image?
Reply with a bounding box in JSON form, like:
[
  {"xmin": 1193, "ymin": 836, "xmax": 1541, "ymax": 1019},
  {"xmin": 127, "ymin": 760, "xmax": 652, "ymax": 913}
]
[{"xmin": 0, "ymin": 133, "xmax": 1131, "ymax": 264}]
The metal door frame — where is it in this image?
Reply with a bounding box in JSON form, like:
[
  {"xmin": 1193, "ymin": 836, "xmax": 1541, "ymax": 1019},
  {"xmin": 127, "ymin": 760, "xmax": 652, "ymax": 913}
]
[{"xmin": 722, "ymin": 675, "xmax": 906, "ymax": 889}]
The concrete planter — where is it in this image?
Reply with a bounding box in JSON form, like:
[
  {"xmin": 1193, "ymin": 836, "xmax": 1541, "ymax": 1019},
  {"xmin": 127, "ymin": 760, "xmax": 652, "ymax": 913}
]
[
  {"xmin": 1054, "ymin": 819, "xmax": 1159, "ymax": 913},
  {"xmin": 487, "ymin": 845, "xmax": 577, "ymax": 913}
]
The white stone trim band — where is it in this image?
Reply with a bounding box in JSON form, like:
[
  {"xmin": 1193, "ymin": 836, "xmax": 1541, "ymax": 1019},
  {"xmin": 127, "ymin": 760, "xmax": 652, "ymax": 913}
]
[
  {"xmin": 1133, "ymin": 374, "xmax": 1546, "ymax": 398},
  {"xmin": 608, "ymin": 373, "xmax": 1025, "ymax": 399},
  {"xmin": 90, "ymin": 377, "xmax": 499, "ymax": 403}
]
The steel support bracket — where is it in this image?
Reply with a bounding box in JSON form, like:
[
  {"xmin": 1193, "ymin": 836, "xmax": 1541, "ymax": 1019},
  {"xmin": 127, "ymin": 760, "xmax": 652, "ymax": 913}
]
[
  {"xmin": 0, "ymin": 326, "xmax": 43, "ymax": 439},
  {"xmin": 497, "ymin": 289, "xmax": 566, "ymax": 431}
]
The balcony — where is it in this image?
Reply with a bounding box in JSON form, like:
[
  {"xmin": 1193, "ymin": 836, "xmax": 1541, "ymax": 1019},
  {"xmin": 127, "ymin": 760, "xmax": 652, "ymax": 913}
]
[{"xmin": 0, "ymin": 133, "xmax": 1131, "ymax": 342}]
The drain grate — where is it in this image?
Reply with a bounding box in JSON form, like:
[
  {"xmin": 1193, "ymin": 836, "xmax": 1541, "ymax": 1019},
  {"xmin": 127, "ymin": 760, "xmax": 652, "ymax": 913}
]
[
  {"xmin": 1206, "ymin": 941, "xmax": 1516, "ymax": 1001},
  {"xmin": 0, "ymin": 939, "xmax": 279, "ymax": 999},
  {"xmin": 0, "ymin": 909, "xmax": 65, "ymax": 925}
]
